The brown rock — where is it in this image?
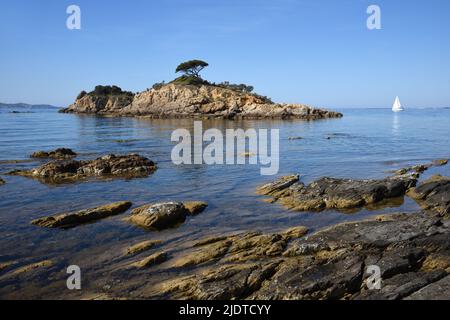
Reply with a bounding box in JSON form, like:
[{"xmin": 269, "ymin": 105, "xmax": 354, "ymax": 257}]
[
  {"xmin": 131, "ymin": 251, "xmax": 168, "ymax": 268},
  {"xmin": 30, "ymin": 148, "xmax": 77, "ymax": 159},
  {"xmin": 61, "ymin": 84, "xmax": 343, "ymax": 120},
  {"xmin": 10, "ymin": 154, "xmax": 157, "ymax": 183},
  {"xmin": 128, "ymin": 202, "xmax": 188, "ymax": 230},
  {"xmin": 282, "ymin": 226, "xmax": 309, "ymax": 240},
  {"xmin": 183, "ymin": 201, "xmax": 208, "ymax": 216},
  {"xmin": 32, "ymin": 201, "xmax": 132, "ymax": 228},
  {"xmin": 10, "ymin": 260, "xmax": 53, "ymax": 276},
  {"xmin": 407, "ymin": 175, "xmax": 450, "ymax": 216},
  {"xmin": 125, "ymin": 240, "xmax": 162, "ymax": 256}
]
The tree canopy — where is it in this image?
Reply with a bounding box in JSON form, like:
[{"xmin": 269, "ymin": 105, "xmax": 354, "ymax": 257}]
[{"xmin": 175, "ymin": 60, "xmax": 209, "ymax": 78}]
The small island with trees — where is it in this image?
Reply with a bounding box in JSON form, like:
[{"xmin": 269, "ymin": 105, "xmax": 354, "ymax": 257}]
[{"xmin": 61, "ymin": 60, "xmax": 342, "ymax": 120}]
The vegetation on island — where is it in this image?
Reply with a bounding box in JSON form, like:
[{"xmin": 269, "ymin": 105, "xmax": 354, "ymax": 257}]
[{"xmin": 76, "ymin": 60, "xmax": 271, "ymax": 103}]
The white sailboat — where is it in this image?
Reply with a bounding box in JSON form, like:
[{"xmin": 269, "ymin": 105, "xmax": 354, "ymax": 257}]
[{"xmin": 392, "ymin": 96, "xmax": 404, "ymax": 112}]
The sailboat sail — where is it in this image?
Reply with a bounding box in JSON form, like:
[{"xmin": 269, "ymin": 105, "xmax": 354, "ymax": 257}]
[{"xmin": 392, "ymin": 96, "xmax": 404, "ymax": 112}]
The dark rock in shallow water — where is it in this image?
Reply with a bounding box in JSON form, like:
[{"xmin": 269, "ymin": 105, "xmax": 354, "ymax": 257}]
[
  {"xmin": 30, "ymin": 148, "xmax": 77, "ymax": 159},
  {"xmin": 391, "ymin": 159, "xmax": 448, "ymax": 175},
  {"xmin": 0, "ymin": 177, "xmax": 5, "ymax": 185},
  {"xmin": 31, "ymin": 201, "xmax": 132, "ymax": 228},
  {"xmin": 256, "ymin": 174, "xmax": 418, "ymax": 211},
  {"xmin": 407, "ymin": 175, "xmax": 450, "ymax": 216},
  {"xmin": 9, "ymin": 154, "xmax": 157, "ymax": 183}
]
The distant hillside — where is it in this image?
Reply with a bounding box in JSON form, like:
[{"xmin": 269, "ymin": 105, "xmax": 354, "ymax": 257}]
[{"xmin": 0, "ymin": 103, "xmax": 59, "ymax": 109}]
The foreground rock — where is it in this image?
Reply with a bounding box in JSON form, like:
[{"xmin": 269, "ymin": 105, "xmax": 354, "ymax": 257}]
[
  {"xmin": 151, "ymin": 212, "xmax": 450, "ymax": 300},
  {"xmin": 407, "ymin": 175, "xmax": 450, "ymax": 216},
  {"xmin": 0, "ymin": 177, "xmax": 4, "ymax": 185},
  {"xmin": 30, "ymin": 148, "xmax": 77, "ymax": 159},
  {"xmin": 61, "ymin": 84, "xmax": 343, "ymax": 120},
  {"xmin": 256, "ymin": 174, "xmax": 418, "ymax": 211},
  {"xmin": 128, "ymin": 201, "xmax": 207, "ymax": 230},
  {"xmin": 32, "ymin": 201, "xmax": 132, "ymax": 228},
  {"xmin": 9, "ymin": 154, "xmax": 156, "ymax": 183}
]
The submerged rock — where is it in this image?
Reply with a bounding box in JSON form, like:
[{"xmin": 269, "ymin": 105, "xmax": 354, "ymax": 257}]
[
  {"xmin": 7, "ymin": 260, "xmax": 54, "ymax": 277},
  {"xmin": 257, "ymin": 174, "xmax": 418, "ymax": 212},
  {"xmin": 128, "ymin": 201, "xmax": 208, "ymax": 230},
  {"xmin": 0, "ymin": 177, "xmax": 5, "ymax": 185},
  {"xmin": 61, "ymin": 84, "xmax": 343, "ymax": 120},
  {"xmin": 392, "ymin": 159, "xmax": 448, "ymax": 175},
  {"xmin": 31, "ymin": 201, "xmax": 132, "ymax": 228},
  {"xmin": 125, "ymin": 240, "xmax": 162, "ymax": 256},
  {"xmin": 30, "ymin": 148, "xmax": 77, "ymax": 159},
  {"xmin": 10, "ymin": 154, "xmax": 157, "ymax": 183},
  {"xmin": 407, "ymin": 175, "xmax": 450, "ymax": 216},
  {"xmin": 131, "ymin": 251, "xmax": 168, "ymax": 268}
]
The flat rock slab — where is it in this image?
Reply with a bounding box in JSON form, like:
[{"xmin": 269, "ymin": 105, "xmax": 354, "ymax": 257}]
[
  {"xmin": 32, "ymin": 201, "xmax": 132, "ymax": 228},
  {"xmin": 10, "ymin": 154, "xmax": 157, "ymax": 183},
  {"xmin": 257, "ymin": 174, "xmax": 418, "ymax": 211},
  {"xmin": 128, "ymin": 201, "xmax": 207, "ymax": 230},
  {"xmin": 407, "ymin": 175, "xmax": 450, "ymax": 216}
]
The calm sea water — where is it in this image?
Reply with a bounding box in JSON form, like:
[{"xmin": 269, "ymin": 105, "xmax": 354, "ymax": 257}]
[{"xmin": 0, "ymin": 106, "xmax": 449, "ymax": 298}]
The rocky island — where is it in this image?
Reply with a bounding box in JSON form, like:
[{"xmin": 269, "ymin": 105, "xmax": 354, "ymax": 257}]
[{"xmin": 60, "ymin": 60, "xmax": 342, "ymax": 120}]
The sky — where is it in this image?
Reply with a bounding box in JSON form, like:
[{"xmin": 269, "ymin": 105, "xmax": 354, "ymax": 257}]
[{"xmin": 0, "ymin": 0, "xmax": 449, "ymax": 108}]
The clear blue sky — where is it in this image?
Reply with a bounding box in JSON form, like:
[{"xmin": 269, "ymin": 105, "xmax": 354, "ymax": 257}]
[{"xmin": 1, "ymin": 0, "xmax": 449, "ymax": 108}]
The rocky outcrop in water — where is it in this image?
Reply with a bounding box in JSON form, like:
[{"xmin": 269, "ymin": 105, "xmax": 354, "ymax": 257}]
[
  {"xmin": 30, "ymin": 148, "xmax": 77, "ymax": 159},
  {"xmin": 61, "ymin": 84, "xmax": 343, "ymax": 120},
  {"xmin": 9, "ymin": 154, "xmax": 157, "ymax": 183},
  {"xmin": 407, "ymin": 175, "xmax": 450, "ymax": 216},
  {"xmin": 0, "ymin": 177, "xmax": 4, "ymax": 185},
  {"xmin": 127, "ymin": 201, "xmax": 208, "ymax": 230},
  {"xmin": 31, "ymin": 201, "xmax": 132, "ymax": 228},
  {"xmin": 256, "ymin": 173, "xmax": 418, "ymax": 211}
]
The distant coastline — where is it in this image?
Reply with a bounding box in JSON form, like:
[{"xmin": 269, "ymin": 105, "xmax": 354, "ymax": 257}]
[{"xmin": 0, "ymin": 102, "xmax": 59, "ymax": 109}]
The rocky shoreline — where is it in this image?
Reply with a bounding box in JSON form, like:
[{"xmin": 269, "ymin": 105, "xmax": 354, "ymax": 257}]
[
  {"xmin": 1, "ymin": 150, "xmax": 449, "ymax": 299},
  {"xmin": 60, "ymin": 84, "xmax": 343, "ymax": 120}
]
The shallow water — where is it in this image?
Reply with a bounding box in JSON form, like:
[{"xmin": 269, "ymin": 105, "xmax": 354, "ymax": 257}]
[{"xmin": 0, "ymin": 107, "xmax": 449, "ymax": 298}]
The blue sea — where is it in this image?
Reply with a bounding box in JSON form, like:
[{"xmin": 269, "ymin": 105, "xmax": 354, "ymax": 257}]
[{"xmin": 0, "ymin": 106, "xmax": 449, "ymax": 298}]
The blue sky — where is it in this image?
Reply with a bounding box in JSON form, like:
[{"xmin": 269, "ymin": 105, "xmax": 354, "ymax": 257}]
[{"xmin": 1, "ymin": 0, "xmax": 449, "ymax": 108}]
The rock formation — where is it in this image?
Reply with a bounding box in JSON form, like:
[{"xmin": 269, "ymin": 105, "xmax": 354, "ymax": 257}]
[
  {"xmin": 31, "ymin": 201, "xmax": 132, "ymax": 228},
  {"xmin": 256, "ymin": 173, "xmax": 418, "ymax": 212},
  {"xmin": 61, "ymin": 84, "xmax": 342, "ymax": 120},
  {"xmin": 127, "ymin": 201, "xmax": 208, "ymax": 230},
  {"xmin": 9, "ymin": 154, "xmax": 157, "ymax": 183}
]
